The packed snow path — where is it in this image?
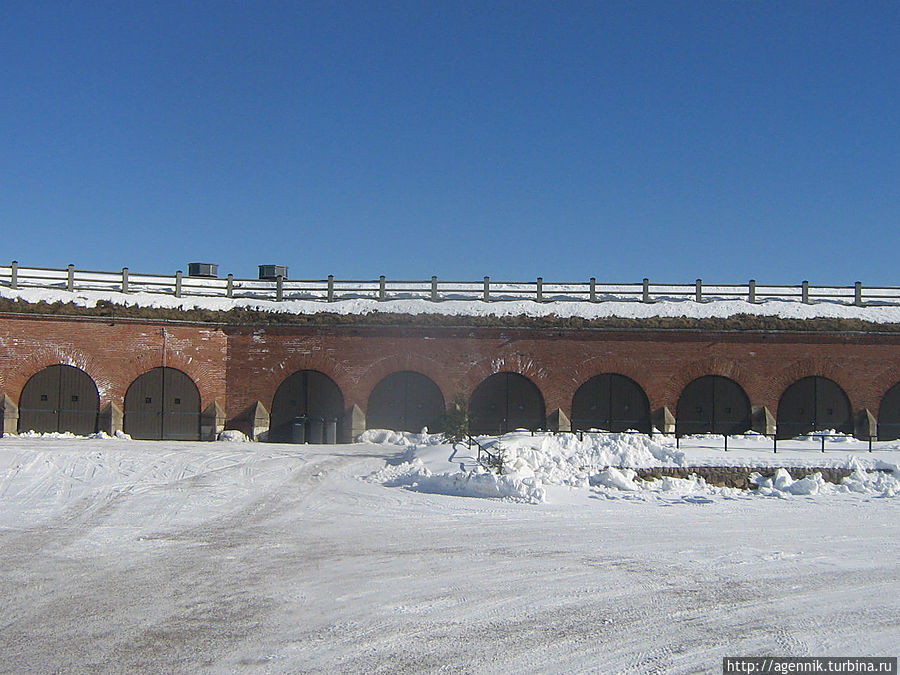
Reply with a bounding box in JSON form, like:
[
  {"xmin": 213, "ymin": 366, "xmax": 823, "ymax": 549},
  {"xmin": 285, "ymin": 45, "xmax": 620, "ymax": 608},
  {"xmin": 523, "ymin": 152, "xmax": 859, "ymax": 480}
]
[{"xmin": 0, "ymin": 437, "xmax": 897, "ymax": 673}]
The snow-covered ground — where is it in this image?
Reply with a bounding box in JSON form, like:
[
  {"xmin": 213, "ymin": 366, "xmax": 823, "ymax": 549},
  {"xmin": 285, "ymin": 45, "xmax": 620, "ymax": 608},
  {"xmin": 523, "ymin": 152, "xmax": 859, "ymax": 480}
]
[
  {"xmin": 1, "ymin": 432, "xmax": 897, "ymax": 673},
  {"xmin": 4, "ymin": 283, "xmax": 900, "ymax": 323}
]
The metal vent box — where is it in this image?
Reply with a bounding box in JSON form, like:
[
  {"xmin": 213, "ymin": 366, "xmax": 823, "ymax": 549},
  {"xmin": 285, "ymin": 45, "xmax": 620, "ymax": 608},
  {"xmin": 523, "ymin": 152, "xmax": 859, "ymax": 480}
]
[
  {"xmin": 258, "ymin": 265, "xmax": 288, "ymax": 280},
  {"xmin": 188, "ymin": 262, "xmax": 218, "ymax": 278}
]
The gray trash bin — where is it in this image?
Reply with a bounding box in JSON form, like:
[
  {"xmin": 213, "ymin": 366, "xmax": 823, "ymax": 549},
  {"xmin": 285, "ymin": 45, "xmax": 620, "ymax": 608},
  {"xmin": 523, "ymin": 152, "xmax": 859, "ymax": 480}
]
[
  {"xmin": 291, "ymin": 417, "xmax": 306, "ymax": 444},
  {"xmin": 308, "ymin": 417, "xmax": 325, "ymax": 444},
  {"xmin": 325, "ymin": 417, "xmax": 338, "ymax": 444}
]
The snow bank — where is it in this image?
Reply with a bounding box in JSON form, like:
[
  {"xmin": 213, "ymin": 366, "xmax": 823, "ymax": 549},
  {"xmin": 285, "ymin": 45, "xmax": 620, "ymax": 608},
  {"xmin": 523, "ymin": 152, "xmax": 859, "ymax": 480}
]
[
  {"xmin": 6, "ymin": 430, "xmax": 132, "ymax": 440},
  {"xmin": 365, "ymin": 459, "xmax": 545, "ymax": 503},
  {"xmin": 5, "ymin": 284, "xmax": 900, "ymax": 322},
  {"xmin": 356, "ymin": 429, "xmax": 444, "ymax": 446},
  {"xmin": 365, "ymin": 430, "xmax": 900, "ymax": 503},
  {"xmin": 217, "ymin": 430, "xmax": 251, "ymax": 442},
  {"xmin": 752, "ymin": 467, "xmax": 900, "ymax": 498}
]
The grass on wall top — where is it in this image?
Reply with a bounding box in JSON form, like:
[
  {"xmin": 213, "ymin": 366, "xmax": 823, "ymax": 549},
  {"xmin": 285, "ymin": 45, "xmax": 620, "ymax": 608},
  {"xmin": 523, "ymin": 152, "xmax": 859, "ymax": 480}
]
[{"xmin": 1, "ymin": 296, "xmax": 899, "ymax": 333}]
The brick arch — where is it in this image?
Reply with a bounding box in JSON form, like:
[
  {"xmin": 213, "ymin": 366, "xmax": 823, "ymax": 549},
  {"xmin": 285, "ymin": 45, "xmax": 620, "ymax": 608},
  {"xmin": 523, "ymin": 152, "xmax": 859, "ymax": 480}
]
[
  {"xmin": 264, "ymin": 353, "xmax": 354, "ymax": 413},
  {"xmin": 355, "ymin": 354, "xmax": 455, "ymax": 413},
  {"xmin": 462, "ymin": 352, "xmax": 549, "ymax": 399},
  {"xmin": 768, "ymin": 360, "xmax": 856, "ymax": 416},
  {"xmin": 871, "ymin": 369, "xmax": 900, "ymax": 418},
  {"xmin": 565, "ymin": 356, "xmax": 659, "ymax": 411},
  {"xmin": 661, "ymin": 357, "xmax": 753, "ymax": 410},
  {"xmin": 7, "ymin": 345, "xmax": 114, "ymax": 405},
  {"xmin": 117, "ymin": 350, "xmax": 220, "ymax": 411}
]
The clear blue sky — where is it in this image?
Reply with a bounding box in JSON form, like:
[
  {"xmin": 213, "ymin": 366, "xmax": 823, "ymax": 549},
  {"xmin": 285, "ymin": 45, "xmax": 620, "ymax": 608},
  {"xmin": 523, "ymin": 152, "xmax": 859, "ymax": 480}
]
[{"xmin": 1, "ymin": 1, "xmax": 897, "ymax": 284}]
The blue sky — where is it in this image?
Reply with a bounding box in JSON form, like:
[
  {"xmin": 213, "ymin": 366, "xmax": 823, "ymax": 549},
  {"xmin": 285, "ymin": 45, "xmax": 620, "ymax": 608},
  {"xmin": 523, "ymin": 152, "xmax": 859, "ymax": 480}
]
[{"xmin": 1, "ymin": 1, "xmax": 897, "ymax": 284}]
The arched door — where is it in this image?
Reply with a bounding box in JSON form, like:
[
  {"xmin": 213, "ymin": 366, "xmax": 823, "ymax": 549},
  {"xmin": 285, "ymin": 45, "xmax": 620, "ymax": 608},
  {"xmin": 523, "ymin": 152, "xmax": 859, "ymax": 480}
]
[
  {"xmin": 270, "ymin": 370, "xmax": 344, "ymax": 442},
  {"xmin": 469, "ymin": 372, "xmax": 545, "ymax": 435},
  {"xmin": 125, "ymin": 367, "xmax": 201, "ymax": 440},
  {"xmin": 367, "ymin": 371, "xmax": 445, "ymax": 433},
  {"xmin": 18, "ymin": 365, "xmax": 99, "ymax": 435},
  {"xmin": 777, "ymin": 376, "xmax": 852, "ymax": 439},
  {"xmin": 879, "ymin": 382, "xmax": 900, "ymax": 441},
  {"xmin": 676, "ymin": 375, "xmax": 751, "ymax": 437},
  {"xmin": 571, "ymin": 373, "xmax": 651, "ymax": 433}
]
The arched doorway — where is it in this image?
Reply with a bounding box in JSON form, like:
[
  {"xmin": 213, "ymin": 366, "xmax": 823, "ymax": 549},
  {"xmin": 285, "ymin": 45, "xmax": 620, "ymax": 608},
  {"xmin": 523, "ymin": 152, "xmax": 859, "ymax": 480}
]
[
  {"xmin": 366, "ymin": 371, "xmax": 445, "ymax": 433},
  {"xmin": 270, "ymin": 370, "xmax": 344, "ymax": 443},
  {"xmin": 18, "ymin": 364, "xmax": 99, "ymax": 435},
  {"xmin": 125, "ymin": 367, "xmax": 201, "ymax": 440},
  {"xmin": 571, "ymin": 374, "xmax": 651, "ymax": 433},
  {"xmin": 676, "ymin": 375, "xmax": 751, "ymax": 437},
  {"xmin": 777, "ymin": 376, "xmax": 852, "ymax": 439},
  {"xmin": 877, "ymin": 382, "xmax": 900, "ymax": 441},
  {"xmin": 469, "ymin": 372, "xmax": 545, "ymax": 435}
]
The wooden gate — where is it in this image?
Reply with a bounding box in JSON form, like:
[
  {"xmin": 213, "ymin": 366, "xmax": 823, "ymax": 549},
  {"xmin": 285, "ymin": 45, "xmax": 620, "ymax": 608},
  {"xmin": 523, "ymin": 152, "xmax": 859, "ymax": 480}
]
[
  {"xmin": 366, "ymin": 371, "xmax": 445, "ymax": 433},
  {"xmin": 469, "ymin": 372, "xmax": 545, "ymax": 435},
  {"xmin": 676, "ymin": 375, "xmax": 751, "ymax": 437},
  {"xmin": 269, "ymin": 370, "xmax": 344, "ymax": 442},
  {"xmin": 571, "ymin": 373, "xmax": 651, "ymax": 433},
  {"xmin": 18, "ymin": 364, "xmax": 99, "ymax": 435},
  {"xmin": 124, "ymin": 367, "xmax": 200, "ymax": 440},
  {"xmin": 777, "ymin": 376, "xmax": 852, "ymax": 439}
]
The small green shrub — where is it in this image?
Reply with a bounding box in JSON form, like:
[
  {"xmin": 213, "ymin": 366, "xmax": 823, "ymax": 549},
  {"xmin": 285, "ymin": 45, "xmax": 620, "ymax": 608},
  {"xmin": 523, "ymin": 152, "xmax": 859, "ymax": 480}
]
[{"xmin": 441, "ymin": 396, "xmax": 470, "ymax": 443}]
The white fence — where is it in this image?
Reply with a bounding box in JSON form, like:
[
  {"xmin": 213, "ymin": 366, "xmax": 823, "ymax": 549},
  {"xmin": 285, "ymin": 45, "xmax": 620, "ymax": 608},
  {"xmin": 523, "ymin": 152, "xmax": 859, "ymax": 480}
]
[{"xmin": 1, "ymin": 262, "xmax": 899, "ymax": 306}]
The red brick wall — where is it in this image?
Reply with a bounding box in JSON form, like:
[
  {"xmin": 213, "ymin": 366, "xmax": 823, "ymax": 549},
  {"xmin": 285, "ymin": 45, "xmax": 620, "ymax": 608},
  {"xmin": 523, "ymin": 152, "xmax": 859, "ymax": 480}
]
[
  {"xmin": 223, "ymin": 325, "xmax": 900, "ymax": 420},
  {"xmin": 2, "ymin": 314, "xmax": 898, "ymax": 423},
  {"xmin": 0, "ymin": 315, "xmax": 227, "ymax": 412}
]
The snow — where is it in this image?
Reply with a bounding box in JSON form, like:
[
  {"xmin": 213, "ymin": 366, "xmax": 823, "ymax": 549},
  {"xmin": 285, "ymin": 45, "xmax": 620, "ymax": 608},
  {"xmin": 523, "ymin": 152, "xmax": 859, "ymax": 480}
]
[
  {"xmin": 362, "ymin": 429, "xmax": 900, "ymax": 503},
  {"xmin": 5, "ymin": 283, "xmax": 900, "ymax": 322},
  {"xmin": 1, "ymin": 432, "xmax": 897, "ymax": 672}
]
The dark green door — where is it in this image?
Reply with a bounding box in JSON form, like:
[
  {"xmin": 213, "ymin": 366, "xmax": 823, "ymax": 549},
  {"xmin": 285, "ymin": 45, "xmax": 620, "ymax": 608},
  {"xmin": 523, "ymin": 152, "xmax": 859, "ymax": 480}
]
[
  {"xmin": 571, "ymin": 374, "xmax": 651, "ymax": 433},
  {"xmin": 469, "ymin": 372, "xmax": 545, "ymax": 435},
  {"xmin": 367, "ymin": 371, "xmax": 445, "ymax": 433},
  {"xmin": 125, "ymin": 367, "xmax": 200, "ymax": 440},
  {"xmin": 676, "ymin": 376, "xmax": 751, "ymax": 437},
  {"xmin": 18, "ymin": 365, "xmax": 99, "ymax": 435},
  {"xmin": 777, "ymin": 376, "xmax": 852, "ymax": 439},
  {"xmin": 269, "ymin": 370, "xmax": 345, "ymax": 442}
]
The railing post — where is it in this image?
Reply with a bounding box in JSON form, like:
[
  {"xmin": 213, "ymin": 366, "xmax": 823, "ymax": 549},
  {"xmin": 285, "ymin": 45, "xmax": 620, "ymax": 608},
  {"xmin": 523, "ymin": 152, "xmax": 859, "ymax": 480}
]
[
  {"xmin": 327, "ymin": 275, "xmax": 334, "ymax": 302},
  {"xmin": 854, "ymin": 281, "xmax": 863, "ymax": 306},
  {"xmin": 802, "ymin": 280, "xmax": 810, "ymax": 304},
  {"xmin": 10, "ymin": 260, "xmax": 17, "ymax": 289},
  {"xmin": 483, "ymin": 276, "xmax": 490, "ymax": 302},
  {"xmin": 431, "ymin": 275, "xmax": 438, "ymax": 302},
  {"xmin": 536, "ymin": 277, "xmax": 543, "ymax": 303},
  {"xmin": 695, "ymin": 278, "xmax": 702, "ymax": 303},
  {"xmin": 175, "ymin": 270, "xmax": 183, "ymax": 298},
  {"xmin": 379, "ymin": 275, "xmax": 386, "ymax": 301},
  {"xmin": 589, "ymin": 277, "xmax": 596, "ymax": 302},
  {"xmin": 121, "ymin": 267, "xmax": 129, "ymax": 293},
  {"xmin": 276, "ymin": 275, "xmax": 283, "ymax": 302},
  {"xmin": 642, "ymin": 278, "xmax": 650, "ymax": 303},
  {"xmin": 226, "ymin": 273, "xmax": 233, "ymax": 298},
  {"xmin": 748, "ymin": 279, "xmax": 756, "ymax": 303},
  {"xmin": 67, "ymin": 264, "xmax": 75, "ymax": 292}
]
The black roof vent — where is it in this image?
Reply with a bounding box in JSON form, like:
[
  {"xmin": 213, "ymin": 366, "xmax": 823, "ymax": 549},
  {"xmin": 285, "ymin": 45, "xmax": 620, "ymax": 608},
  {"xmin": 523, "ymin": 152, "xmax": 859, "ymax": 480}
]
[{"xmin": 258, "ymin": 265, "xmax": 288, "ymax": 280}]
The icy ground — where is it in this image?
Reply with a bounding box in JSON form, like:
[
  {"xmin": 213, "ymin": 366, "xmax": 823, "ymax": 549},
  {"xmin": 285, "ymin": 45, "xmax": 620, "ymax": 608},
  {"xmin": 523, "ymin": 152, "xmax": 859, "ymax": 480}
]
[{"xmin": 1, "ymin": 433, "xmax": 897, "ymax": 673}]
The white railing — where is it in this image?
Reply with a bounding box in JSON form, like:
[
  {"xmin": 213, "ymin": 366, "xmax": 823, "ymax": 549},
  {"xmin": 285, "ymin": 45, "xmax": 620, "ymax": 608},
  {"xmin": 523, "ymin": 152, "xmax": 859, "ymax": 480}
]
[{"xmin": 1, "ymin": 262, "xmax": 898, "ymax": 306}]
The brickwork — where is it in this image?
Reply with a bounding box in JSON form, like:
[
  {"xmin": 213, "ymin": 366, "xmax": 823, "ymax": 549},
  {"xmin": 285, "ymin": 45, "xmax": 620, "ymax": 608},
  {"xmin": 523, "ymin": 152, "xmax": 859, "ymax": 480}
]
[
  {"xmin": 0, "ymin": 315, "xmax": 227, "ymax": 412},
  {"xmin": 1, "ymin": 314, "xmax": 899, "ymax": 434}
]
